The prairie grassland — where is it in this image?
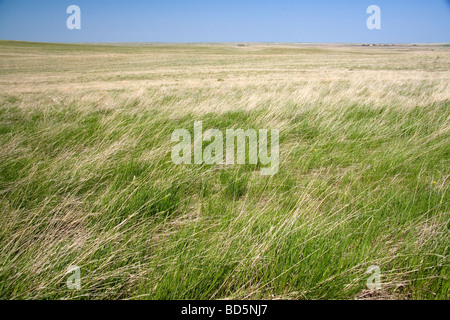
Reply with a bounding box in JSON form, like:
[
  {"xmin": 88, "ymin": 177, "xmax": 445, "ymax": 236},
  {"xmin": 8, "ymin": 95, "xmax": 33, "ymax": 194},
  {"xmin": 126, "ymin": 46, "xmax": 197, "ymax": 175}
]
[{"xmin": 0, "ymin": 41, "xmax": 448, "ymax": 299}]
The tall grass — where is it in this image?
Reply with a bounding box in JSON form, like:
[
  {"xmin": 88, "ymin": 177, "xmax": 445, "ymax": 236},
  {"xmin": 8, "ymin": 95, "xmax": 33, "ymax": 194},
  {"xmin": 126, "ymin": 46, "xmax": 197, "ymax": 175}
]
[{"xmin": 0, "ymin": 41, "xmax": 448, "ymax": 299}]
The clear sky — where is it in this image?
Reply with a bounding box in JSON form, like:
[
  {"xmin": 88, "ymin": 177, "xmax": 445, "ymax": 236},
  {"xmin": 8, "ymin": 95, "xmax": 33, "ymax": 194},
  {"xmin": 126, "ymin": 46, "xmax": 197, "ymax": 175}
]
[{"xmin": 0, "ymin": 0, "xmax": 449, "ymax": 43}]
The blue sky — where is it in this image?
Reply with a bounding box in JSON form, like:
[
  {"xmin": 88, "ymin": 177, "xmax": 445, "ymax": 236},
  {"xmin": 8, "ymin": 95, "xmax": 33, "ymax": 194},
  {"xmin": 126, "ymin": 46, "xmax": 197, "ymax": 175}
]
[{"xmin": 0, "ymin": 0, "xmax": 449, "ymax": 43}]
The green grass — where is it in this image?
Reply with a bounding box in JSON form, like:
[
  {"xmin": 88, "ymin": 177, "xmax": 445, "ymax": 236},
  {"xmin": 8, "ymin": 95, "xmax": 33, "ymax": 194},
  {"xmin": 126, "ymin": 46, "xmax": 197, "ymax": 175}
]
[{"xmin": 0, "ymin": 41, "xmax": 448, "ymax": 299}]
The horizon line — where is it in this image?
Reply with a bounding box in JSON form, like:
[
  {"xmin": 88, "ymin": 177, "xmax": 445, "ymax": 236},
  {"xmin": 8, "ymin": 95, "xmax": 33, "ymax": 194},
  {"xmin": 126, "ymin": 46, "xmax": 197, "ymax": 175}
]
[{"xmin": 1, "ymin": 40, "xmax": 450, "ymax": 46}]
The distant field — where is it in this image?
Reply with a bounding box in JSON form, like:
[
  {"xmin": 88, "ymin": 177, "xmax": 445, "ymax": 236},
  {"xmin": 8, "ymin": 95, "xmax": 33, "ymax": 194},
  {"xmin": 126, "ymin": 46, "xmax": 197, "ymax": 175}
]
[{"xmin": 0, "ymin": 41, "xmax": 448, "ymax": 299}]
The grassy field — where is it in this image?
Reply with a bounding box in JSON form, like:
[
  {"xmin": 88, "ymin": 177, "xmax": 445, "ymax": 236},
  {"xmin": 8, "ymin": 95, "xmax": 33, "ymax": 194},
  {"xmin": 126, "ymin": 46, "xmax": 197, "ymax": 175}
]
[{"xmin": 0, "ymin": 40, "xmax": 448, "ymax": 299}]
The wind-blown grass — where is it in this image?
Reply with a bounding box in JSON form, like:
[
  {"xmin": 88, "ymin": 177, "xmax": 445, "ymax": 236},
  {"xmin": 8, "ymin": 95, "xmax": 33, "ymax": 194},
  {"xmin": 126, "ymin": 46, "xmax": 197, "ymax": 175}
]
[{"xmin": 0, "ymin": 41, "xmax": 448, "ymax": 299}]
